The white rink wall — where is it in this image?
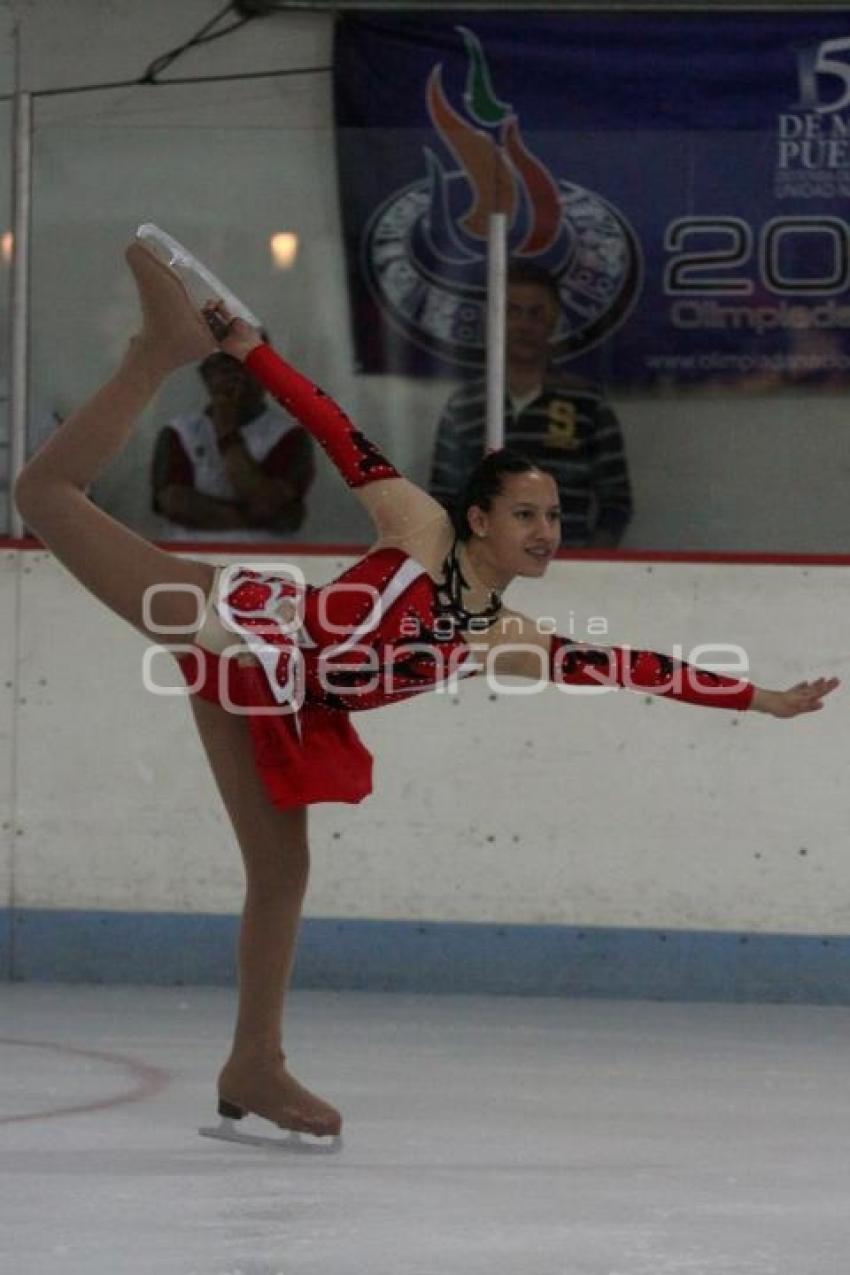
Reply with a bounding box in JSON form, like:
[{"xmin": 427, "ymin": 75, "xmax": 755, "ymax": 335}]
[{"xmin": 4, "ymin": 548, "xmax": 848, "ymax": 939}]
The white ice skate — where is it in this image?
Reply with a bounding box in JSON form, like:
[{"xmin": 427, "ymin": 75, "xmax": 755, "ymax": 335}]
[
  {"xmin": 199, "ymin": 1098, "xmax": 343, "ymax": 1155},
  {"xmin": 136, "ymin": 223, "xmax": 263, "ymax": 330}
]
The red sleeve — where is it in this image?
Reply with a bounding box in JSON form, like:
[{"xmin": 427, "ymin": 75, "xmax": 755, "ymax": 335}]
[
  {"xmin": 261, "ymin": 427, "xmax": 315, "ymax": 498},
  {"xmin": 549, "ymin": 635, "xmax": 754, "ymax": 711},
  {"xmin": 245, "ymin": 343, "xmax": 400, "ymax": 489}
]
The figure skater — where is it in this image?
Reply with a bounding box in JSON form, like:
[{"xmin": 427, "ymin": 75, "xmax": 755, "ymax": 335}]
[{"xmin": 14, "ymin": 232, "xmax": 838, "ymax": 1150}]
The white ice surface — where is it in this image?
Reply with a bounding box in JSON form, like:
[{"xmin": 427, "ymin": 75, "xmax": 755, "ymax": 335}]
[{"xmin": 2, "ymin": 985, "xmax": 850, "ymax": 1275}]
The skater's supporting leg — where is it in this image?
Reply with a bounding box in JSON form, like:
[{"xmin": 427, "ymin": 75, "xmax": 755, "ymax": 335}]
[{"xmin": 190, "ymin": 695, "xmax": 341, "ymax": 1138}]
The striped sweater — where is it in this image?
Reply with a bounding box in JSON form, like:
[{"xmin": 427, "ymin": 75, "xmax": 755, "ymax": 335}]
[{"xmin": 428, "ymin": 377, "xmax": 632, "ymax": 547}]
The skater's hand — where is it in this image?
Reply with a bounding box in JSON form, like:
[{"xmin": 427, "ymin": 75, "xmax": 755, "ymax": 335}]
[
  {"xmin": 203, "ymin": 301, "xmax": 263, "ymax": 361},
  {"xmin": 751, "ymin": 677, "xmax": 839, "ymax": 718}
]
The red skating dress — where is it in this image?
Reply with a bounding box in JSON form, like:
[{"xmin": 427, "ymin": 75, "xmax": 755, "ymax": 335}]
[
  {"xmin": 176, "ymin": 341, "xmax": 754, "ymax": 809},
  {"xmin": 178, "ymin": 546, "xmax": 479, "ymax": 809}
]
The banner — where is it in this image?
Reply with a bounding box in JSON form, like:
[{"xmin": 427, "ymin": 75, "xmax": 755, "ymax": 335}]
[{"xmin": 334, "ymin": 11, "xmax": 850, "ymax": 386}]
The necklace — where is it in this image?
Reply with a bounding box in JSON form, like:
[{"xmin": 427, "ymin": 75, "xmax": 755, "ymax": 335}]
[{"xmin": 436, "ymin": 540, "xmax": 502, "ymax": 631}]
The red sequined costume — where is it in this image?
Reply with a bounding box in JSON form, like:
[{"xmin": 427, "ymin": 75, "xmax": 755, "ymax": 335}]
[{"xmin": 178, "ymin": 345, "xmax": 754, "ymax": 810}]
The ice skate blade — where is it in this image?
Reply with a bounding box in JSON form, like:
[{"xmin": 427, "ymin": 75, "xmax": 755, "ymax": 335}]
[
  {"xmin": 136, "ymin": 223, "xmax": 263, "ymax": 329},
  {"xmin": 199, "ymin": 1116, "xmax": 342, "ymax": 1154}
]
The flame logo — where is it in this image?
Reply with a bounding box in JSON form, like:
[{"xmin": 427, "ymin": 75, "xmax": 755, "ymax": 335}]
[
  {"xmin": 361, "ymin": 26, "xmax": 642, "ymax": 369},
  {"xmin": 419, "ymin": 27, "xmax": 566, "ymax": 273},
  {"xmin": 426, "ymin": 28, "xmax": 562, "ymax": 256}
]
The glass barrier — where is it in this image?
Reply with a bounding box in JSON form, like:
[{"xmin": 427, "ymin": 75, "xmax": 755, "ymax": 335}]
[
  {"xmin": 336, "ymin": 121, "xmax": 850, "ymax": 555},
  {"xmin": 26, "ymin": 91, "xmax": 850, "ymax": 554},
  {"xmin": 29, "ymin": 96, "xmax": 451, "ymax": 550}
]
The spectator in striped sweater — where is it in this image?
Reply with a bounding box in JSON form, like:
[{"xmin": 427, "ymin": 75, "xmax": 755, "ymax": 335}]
[
  {"xmin": 429, "ymin": 261, "xmax": 632, "ymax": 548},
  {"xmin": 152, "ymin": 349, "xmax": 314, "ymax": 540}
]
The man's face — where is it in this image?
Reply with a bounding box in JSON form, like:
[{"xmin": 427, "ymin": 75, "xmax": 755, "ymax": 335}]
[
  {"xmin": 506, "ymin": 282, "xmax": 560, "ymax": 370},
  {"xmin": 200, "ymin": 353, "xmax": 265, "ymax": 415}
]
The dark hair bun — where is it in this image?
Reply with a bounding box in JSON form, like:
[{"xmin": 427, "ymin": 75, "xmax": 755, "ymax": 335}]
[{"xmin": 454, "ymin": 449, "xmax": 538, "ymax": 540}]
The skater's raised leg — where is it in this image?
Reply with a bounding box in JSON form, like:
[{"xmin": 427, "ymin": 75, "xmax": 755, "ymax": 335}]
[{"xmin": 14, "ymin": 243, "xmax": 218, "ymax": 637}]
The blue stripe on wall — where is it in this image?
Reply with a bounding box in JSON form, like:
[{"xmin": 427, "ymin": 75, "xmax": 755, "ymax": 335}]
[{"xmin": 5, "ymin": 908, "xmax": 850, "ymax": 1003}]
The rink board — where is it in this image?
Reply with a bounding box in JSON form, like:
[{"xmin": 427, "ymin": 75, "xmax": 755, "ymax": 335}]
[{"xmin": 4, "ymin": 547, "xmax": 850, "ymax": 998}]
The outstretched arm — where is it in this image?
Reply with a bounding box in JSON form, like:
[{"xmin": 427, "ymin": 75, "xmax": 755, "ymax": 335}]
[
  {"xmin": 484, "ymin": 613, "xmax": 839, "ymax": 717},
  {"xmin": 208, "ymin": 309, "xmax": 450, "ymax": 548},
  {"xmin": 548, "ymin": 637, "xmax": 838, "ymax": 716},
  {"xmin": 548, "ymin": 634, "xmax": 755, "ymax": 710}
]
